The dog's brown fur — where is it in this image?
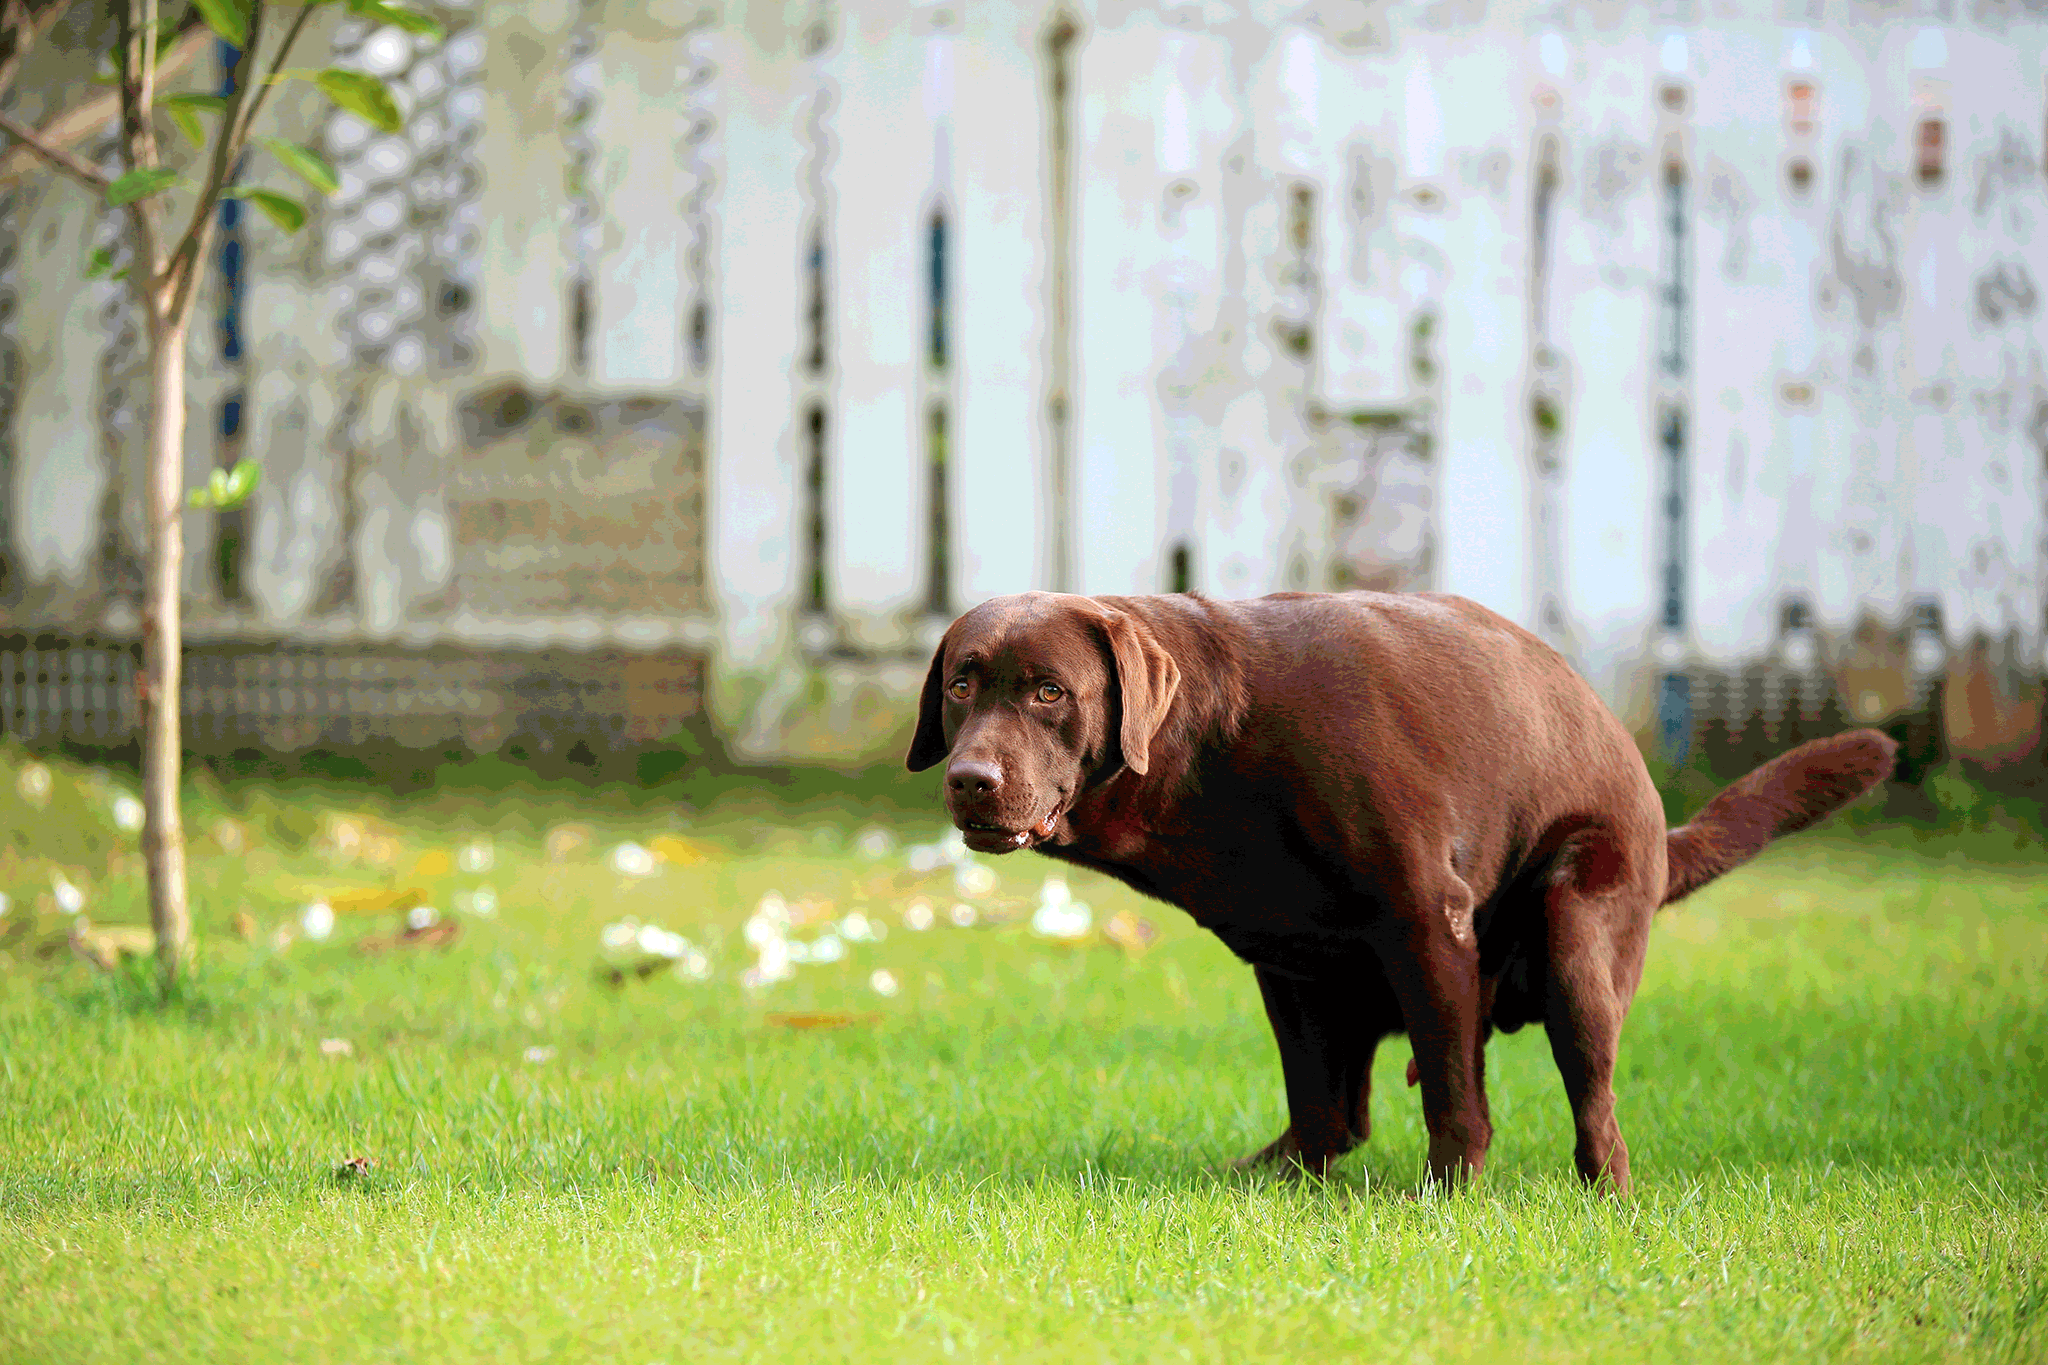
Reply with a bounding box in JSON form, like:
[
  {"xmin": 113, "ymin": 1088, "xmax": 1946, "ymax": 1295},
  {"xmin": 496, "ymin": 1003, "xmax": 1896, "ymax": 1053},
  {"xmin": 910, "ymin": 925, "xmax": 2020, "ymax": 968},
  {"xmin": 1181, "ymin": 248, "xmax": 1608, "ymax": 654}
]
[{"xmin": 908, "ymin": 591, "xmax": 1898, "ymax": 1192}]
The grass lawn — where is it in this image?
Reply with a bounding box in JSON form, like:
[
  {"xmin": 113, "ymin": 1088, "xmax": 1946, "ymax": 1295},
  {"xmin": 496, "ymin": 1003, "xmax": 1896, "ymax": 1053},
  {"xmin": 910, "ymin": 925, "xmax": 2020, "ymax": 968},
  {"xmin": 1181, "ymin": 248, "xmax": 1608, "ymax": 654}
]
[{"xmin": 0, "ymin": 754, "xmax": 2043, "ymax": 1362}]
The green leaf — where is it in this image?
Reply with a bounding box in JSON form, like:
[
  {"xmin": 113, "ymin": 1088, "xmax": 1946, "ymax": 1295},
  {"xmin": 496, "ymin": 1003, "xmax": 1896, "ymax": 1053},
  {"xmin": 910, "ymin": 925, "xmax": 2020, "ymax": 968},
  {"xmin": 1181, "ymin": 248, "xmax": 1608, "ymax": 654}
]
[
  {"xmin": 190, "ymin": 0, "xmax": 250, "ymax": 47},
  {"xmin": 166, "ymin": 104, "xmax": 205, "ymax": 149},
  {"xmin": 105, "ymin": 166, "xmax": 181, "ymax": 207},
  {"xmin": 188, "ymin": 459, "xmax": 263, "ymax": 511},
  {"xmin": 84, "ymin": 247, "xmax": 117, "ymax": 280},
  {"xmin": 161, "ymin": 95, "xmax": 229, "ymax": 150},
  {"xmin": 225, "ymin": 187, "xmax": 309, "ymax": 233},
  {"xmin": 347, "ymin": 0, "xmax": 445, "ymax": 38},
  {"xmin": 258, "ymin": 137, "xmax": 339, "ymax": 195},
  {"xmin": 315, "ymin": 68, "xmax": 403, "ymax": 133},
  {"xmin": 164, "ymin": 93, "xmax": 230, "ymax": 115}
]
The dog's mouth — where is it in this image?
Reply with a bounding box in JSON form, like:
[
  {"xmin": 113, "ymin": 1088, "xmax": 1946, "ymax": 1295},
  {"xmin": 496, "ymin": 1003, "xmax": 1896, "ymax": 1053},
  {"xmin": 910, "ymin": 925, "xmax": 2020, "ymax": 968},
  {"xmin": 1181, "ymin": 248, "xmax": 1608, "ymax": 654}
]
[{"xmin": 957, "ymin": 807, "xmax": 1062, "ymax": 854}]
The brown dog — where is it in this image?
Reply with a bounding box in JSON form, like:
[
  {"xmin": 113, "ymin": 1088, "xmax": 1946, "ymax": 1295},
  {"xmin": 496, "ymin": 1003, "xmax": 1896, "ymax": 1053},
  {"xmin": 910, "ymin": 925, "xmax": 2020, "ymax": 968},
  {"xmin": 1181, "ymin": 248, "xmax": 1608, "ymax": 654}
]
[{"xmin": 907, "ymin": 591, "xmax": 1897, "ymax": 1192}]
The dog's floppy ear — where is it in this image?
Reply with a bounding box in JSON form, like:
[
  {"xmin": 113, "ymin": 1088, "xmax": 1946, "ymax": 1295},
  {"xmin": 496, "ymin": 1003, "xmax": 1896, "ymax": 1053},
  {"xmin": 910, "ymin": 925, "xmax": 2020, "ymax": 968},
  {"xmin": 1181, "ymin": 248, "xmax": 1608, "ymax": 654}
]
[
  {"xmin": 906, "ymin": 637, "xmax": 952, "ymax": 772},
  {"xmin": 1101, "ymin": 610, "xmax": 1181, "ymax": 777}
]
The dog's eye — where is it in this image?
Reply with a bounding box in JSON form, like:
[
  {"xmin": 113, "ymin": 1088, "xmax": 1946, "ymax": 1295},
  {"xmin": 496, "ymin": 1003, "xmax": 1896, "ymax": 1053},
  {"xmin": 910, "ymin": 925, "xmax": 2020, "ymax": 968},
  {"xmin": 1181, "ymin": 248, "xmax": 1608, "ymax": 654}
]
[
  {"xmin": 1035, "ymin": 683, "xmax": 1064, "ymax": 704},
  {"xmin": 947, "ymin": 679, "xmax": 971, "ymax": 701}
]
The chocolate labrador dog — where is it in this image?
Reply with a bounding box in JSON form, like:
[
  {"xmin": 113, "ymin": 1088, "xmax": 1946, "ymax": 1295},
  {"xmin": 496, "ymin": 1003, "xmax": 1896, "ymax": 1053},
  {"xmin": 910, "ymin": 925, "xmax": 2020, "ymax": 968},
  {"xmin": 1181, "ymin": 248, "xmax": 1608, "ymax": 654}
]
[{"xmin": 907, "ymin": 591, "xmax": 1897, "ymax": 1192}]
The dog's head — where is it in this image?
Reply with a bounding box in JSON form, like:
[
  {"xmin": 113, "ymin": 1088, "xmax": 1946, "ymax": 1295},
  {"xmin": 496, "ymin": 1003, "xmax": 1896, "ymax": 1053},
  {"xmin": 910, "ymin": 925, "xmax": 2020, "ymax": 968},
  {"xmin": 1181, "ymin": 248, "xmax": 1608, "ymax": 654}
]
[{"xmin": 906, "ymin": 593, "xmax": 1181, "ymax": 854}]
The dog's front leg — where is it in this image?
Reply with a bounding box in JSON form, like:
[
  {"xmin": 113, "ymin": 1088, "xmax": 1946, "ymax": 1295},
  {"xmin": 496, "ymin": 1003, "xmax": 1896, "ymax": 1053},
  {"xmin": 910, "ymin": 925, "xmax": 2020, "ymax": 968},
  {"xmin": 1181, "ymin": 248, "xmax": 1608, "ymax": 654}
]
[
  {"xmin": 1233, "ymin": 966, "xmax": 1377, "ymax": 1177},
  {"xmin": 1377, "ymin": 873, "xmax": 1493, "ymax": 1188}
]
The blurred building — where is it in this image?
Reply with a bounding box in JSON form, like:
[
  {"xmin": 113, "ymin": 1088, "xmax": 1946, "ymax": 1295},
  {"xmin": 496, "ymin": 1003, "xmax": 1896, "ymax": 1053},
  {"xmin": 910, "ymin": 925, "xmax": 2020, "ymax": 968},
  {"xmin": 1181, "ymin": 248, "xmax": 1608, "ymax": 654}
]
[{"xmin": 0, "ymin": 0, "xmax": 2043, "ymax": 770}]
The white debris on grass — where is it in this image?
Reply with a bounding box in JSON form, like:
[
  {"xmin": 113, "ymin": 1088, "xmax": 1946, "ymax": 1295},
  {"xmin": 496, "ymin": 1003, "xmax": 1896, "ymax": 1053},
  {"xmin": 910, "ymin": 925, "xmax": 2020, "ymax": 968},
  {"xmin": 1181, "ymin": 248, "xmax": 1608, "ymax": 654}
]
[
  {"xmin": 902, "ymin": 898, "xmax": 935, "ymax": 932},
  {"xmin": 15, "ymin": 763, "xmax": 51, "ymax": 807},
  {"xmin": 601, "ymin": 916, "xmax": 714, "ymax": 982},
  {"xmin": 608, "ymin": 841, "xmax": 658, "ymax": 879},
  {"xmin": 809, "ymin": 933, "xmax": 846, "ymax": 964},
  {"xmin": 744, "ymin": 892, "xmax": 791, "ymax": 949},
  {"xmin": 455, "ymin": 886, "xmax": 498, "ymax": 917},
  {"xmin": 458, "ymin": 838, "xmax": 495, "ymax": 873},
  {"xmin": 524, "ymin": 1045, "xmax": 556, "ymax": 1064},
  {"xmin": 635, "ymin": 924, "xmax": 690, "ymax": 959},
  {"xmin": 869, "ymin": 968, "xmax": 900, "ymax": 997},
  {"xmin": 754, "ymin": 934, "xmax": 793, "ymax": 984},
  {"xmin": 854, "ymin": 825, "xmax": 896, "ymax": 859},
  {"xmin": 1031, "ymin": 875, "xmax": 1093, "ymax": 941},
  {"xmin": 406, "ymin": 905, "xmax": 440, "ymax": 931},
  {"xmin": 302, "ymin": 901, "xmax": 336, "ymax": 940},
  {"xmin": 0, "ymin": 891, "xmax": 9, "ymax": 918},
  {"xmin": 947, "ymin": 902, "xmax": 978, "ymax": 928},
  {"xmin": 51, "ymin": 873, "xmax": 84, "ymax": 916},
  {"xmin": 319, "ymin": 1038, "xmax": 353, "ymax": 1057},
  {"xmin": 111, "ymin": 795, "xmax": 145, "ymax": 832},
  {"xmin": 839, "ymin": 910, "xmax": 884, "ymax": 943}
]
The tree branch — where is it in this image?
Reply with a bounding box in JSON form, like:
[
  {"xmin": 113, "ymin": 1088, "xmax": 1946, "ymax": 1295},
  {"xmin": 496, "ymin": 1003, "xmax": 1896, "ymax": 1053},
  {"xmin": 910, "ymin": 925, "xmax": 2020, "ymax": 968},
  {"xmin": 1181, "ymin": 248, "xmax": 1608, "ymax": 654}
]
[
  {"xmin": 0, "ymin": 27, "xmax": 210, "ymax": 189},
  {"xmin": 114, "ymin": 0, "xmax": 169, "ymax": 305},
  {"xmin": 138, "ymin": 0, "xmax": 161, "ymax": 169},
  {"xmin": 0, "ymin": 0, "xmax": 75, "ymax": 105},
  {"xmin": 0, "ymin": 105, "xmax": 110, "ymax": 188},
  {"xmin": 171, "ymin": 0, "xmax": 316, "ymax": 321},
  {"xmin": 228, "ymin": 1, "xmax": 313, "ymax": 151}
]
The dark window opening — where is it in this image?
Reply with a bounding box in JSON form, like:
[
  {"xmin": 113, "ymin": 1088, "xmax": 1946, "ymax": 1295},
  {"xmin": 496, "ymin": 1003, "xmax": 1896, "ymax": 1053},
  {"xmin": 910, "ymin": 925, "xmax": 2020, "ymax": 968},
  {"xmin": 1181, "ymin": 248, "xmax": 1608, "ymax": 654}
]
[
  {"xmin": 1042, "ymin": 11, "xmax": 1081, "ymax": 594},
  {"xmin": 213, "ymin": 397, "xmax": 247, "ymax": 602},
  {"xmin": 688, "ymin": 299, "xmax": 709, "ymax": 374},
  {"xmin": 1786, "ymin": 157, "xmax": 1813, "ymax": 195},
  {"xmin": 1658, "ymin": 672, "xmax": 1693, "ymax": 764},
  {"xmin": 1916, "ymin": 118, "xmax": 1945, "ymax": 188},
  {"xmin": 927, "ymin": 210, "xmax": 948, "ymax": 369},
  {"xmin": 1658, "ymin": 159, "xmax": 1687, "ymax": 379},
  {"xmin": 570, "ymin": 274, "xmax": 592, "ymax": 374},
  {"xmin": 804, "ymin": 228, "xmax": 828, "ymax": 375},
  {"xmin": 1167, "ymin": 542, "xmax": 1193, "ymax": 595},
  {"xmin": 925, "ymin": 404, "xmax": 950, "ymax": 617},
  {"xmin": 1658, "ymin": 404, "xmax": 1687, "ymax": 633},
  {"xmin": 1531, "ymin": 136, "xmax": 1561, "ymax": 344},
  {"xmin": 1786, "ymin": 80, "xmax": 1816, "ymax": 135},
  {"xmin": 214, "ymin": 38, "xmax": 249, "ymax": 604},
  {"xmin": 1779, "ymin": 596, "xmax": 1813, "ymax": 633},
  {"xmin": 802, "ymin": 405, "xmax": 828, "ymax": 615}
]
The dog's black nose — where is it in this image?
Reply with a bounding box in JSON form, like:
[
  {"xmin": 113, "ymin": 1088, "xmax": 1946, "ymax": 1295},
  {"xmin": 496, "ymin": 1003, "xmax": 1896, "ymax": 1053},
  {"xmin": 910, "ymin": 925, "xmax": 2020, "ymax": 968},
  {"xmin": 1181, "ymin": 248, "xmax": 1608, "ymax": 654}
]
[{"xmin": 946, "ymin": 758, "xmax": 1003, "ymax": 797}]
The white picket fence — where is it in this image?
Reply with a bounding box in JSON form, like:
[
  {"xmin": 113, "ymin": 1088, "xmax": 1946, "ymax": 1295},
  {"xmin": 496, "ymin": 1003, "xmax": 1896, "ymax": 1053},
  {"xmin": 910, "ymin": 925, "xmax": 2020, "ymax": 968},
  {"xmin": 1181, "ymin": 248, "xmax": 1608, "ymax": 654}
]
[{"xmin": 1, "ymin": 0, "xmax": 2045, "ymax": 757}]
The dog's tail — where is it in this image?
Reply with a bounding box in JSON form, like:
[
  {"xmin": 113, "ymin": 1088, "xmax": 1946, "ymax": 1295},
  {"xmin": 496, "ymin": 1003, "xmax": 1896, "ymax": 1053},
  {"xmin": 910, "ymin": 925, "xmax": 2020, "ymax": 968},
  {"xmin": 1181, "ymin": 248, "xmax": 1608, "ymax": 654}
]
[{"xmin": 1661, "ymin": 728, "xmax": 1899, "ymax": 908}]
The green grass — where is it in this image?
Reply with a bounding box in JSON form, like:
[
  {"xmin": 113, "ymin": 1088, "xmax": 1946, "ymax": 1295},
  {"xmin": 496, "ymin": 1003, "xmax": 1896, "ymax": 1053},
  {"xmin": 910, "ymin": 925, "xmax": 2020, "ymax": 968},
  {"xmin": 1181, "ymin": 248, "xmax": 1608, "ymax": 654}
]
[{"xmin": 0, "ymin": 753, "xmax": 2043, "ymax": 1362}]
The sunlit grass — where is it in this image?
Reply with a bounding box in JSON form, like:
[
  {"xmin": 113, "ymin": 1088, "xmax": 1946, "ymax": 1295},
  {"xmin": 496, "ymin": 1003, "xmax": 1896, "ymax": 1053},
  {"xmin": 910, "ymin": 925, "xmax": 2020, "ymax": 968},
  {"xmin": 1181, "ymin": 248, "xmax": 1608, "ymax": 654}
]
[{"xmin": 0, "ymin": 753, "xmax": 2042, "ymax": 1362}]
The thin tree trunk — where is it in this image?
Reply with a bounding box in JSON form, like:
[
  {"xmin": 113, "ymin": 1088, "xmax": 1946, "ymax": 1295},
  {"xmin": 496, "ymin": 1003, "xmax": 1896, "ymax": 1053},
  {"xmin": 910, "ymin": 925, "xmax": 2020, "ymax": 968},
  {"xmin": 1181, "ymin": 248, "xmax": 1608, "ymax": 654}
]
[{"xmin": 142, "ymin": 300, "xmax": 189, "ymax": 982}]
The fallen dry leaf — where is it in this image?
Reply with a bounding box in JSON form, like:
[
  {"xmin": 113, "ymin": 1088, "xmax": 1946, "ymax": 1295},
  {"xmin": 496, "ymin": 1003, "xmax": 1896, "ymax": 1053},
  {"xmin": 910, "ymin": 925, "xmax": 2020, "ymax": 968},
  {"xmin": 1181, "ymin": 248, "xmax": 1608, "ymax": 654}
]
[
  {"xmin": 648, "ymin": 834, "xmax": 711, "ymax": 866},
  {"xmin": 597, "ymin": 957, "xmax": 672, "ymax": 988},
  {"xmin": 232, "ymin": 910, "xmax": 258, "ymax": 942},
  {"xmin": 357, "ymin": 921, "xmax": 460, "ymax": 955},
  {"xmin": 765, "ymin": 1011, "xmax": 882, "ymax": 1031},
  {"xmin": 544, "ymin": 823, "xmax": 593, "ymax": 862},
  {"xmin": 70, "ymin": 924, "xmax": 153, "ymax": 972},
  {"xmin": 319, "ymin": 1038, "xmax": 354, "ymax": 1057},
  {"xmin": 1103, "ymin": 909, "xmax": 1158, "ymax": 954},
  {"xmin": 334, "ymin": 1155, "xmax": 375, "ymax": 1180}
]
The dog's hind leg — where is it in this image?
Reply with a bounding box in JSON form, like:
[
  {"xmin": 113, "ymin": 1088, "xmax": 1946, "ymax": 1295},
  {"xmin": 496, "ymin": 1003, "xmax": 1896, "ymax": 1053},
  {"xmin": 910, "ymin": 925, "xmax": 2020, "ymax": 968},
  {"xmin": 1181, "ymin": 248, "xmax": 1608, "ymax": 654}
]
[
  {"xmin": 1231, "ymin": 966, "xmax": 1380, "ymax": 1176},
  {"xmin": 1540, "ymin": 837, "xmax": 1655, "ymax": 1196},
  {"xmin": 1377, "ymin": 870, "xmax": 1494, "ymax": 1187}
]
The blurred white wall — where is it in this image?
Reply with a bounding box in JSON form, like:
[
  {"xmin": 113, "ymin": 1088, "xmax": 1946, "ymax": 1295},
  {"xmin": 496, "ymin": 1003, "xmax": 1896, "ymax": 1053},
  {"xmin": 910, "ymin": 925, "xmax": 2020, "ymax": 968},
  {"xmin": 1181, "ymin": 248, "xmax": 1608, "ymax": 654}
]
[{"xmin": 1, "ymin": 0, "xmax": 2044, "ymax": 760}]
